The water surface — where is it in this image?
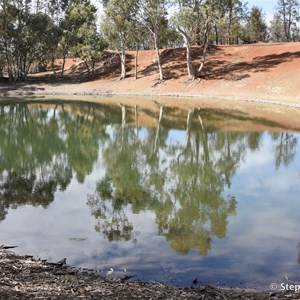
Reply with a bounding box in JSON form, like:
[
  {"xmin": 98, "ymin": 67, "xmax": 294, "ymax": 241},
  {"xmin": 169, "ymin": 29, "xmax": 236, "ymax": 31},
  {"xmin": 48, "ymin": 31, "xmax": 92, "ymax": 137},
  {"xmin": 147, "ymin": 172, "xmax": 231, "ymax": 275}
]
[{"xmin": 0, "ymin": 99, "xmax": 299, "ymax": 289}]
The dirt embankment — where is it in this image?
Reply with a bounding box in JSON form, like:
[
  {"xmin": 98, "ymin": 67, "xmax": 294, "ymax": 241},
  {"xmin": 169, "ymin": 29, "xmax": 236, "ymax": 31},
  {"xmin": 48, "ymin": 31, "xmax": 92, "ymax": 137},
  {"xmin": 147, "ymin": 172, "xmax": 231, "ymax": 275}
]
[{"xmin": 1, "ymin": 42, "xmax": 300, "ymax": 106}]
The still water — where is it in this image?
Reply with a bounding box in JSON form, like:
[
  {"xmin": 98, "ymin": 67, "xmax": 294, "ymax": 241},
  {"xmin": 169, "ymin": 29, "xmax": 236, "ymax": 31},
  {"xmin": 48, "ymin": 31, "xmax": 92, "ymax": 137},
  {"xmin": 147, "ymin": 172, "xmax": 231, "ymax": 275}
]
[{"xmin": 0, "ymin": 99, "xmax": 299, "ymax": 289}]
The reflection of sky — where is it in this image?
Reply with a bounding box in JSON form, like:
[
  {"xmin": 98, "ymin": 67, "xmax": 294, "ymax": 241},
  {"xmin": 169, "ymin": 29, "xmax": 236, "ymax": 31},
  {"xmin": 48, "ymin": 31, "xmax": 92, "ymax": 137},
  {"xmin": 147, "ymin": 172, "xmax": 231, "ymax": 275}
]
[{"xmin": 1, "ymin": 130, "xmax": 300, "ymax": 289}]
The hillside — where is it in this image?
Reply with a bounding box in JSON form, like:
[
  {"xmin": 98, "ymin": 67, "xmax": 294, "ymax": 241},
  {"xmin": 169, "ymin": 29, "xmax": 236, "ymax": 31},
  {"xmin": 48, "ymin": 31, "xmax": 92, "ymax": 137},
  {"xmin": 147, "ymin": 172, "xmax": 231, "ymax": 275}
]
[
  {"xmin": 100, "ymin": 42, "xmax": 300, "ymax": 103},
  {"xmin": 1, "ymin": 42, "xmax": 300, "ymax": 106}
]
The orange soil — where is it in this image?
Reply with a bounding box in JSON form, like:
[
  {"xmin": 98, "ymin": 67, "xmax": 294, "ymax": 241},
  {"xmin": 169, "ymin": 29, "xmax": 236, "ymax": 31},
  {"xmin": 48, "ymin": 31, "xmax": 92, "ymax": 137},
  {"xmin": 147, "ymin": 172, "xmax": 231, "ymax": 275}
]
[
  {"xmin": 1, "ymin": 42, "xmax": 300, "ymax": 130},
  {"xmin": 116, "ymin": 42, "xmax": 300, "ymax": 104},
  {"xmin": 26, "ymin": 43, "xmax": 300, "ymax": 103},
  {"xmin": 2, "ymin": 42, "xmax": 299, "ymax": 103}
]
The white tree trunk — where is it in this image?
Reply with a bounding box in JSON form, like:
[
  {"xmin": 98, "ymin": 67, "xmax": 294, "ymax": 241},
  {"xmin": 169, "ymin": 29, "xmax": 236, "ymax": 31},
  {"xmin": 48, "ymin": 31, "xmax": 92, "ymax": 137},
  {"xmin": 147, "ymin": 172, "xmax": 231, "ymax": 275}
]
[
  {"xmin": 154, "ymin": 105, "xmax": 164, "ymax": 153},
  {"xmin": 178, "ymin": 27, "xmax": 195, "ymax": 80},
  {"xmin": 120, "ymin": 49, "xmax": 126, "ymax": 80},
  {"xmin": 134, "ymin": 46, "xmax": 138, "ymax": 80},
  {"xmin": 198, "ymin": 42, "xmax": 208, "ymax": 76},
  {"xmin": 186, "ymin": 108, "xmax": 194, "ymax": 147},
  {"xmin": 119, "ymin": 33, "xmax": 126, "ymax": 80},
  {"xmin": 198, "ymin": 19, "xmax": 210, "ymax": 77},
  {"xmin": 153, "ymin": 33, "xmax": 164, "ymax": 81},
  {"xmin": 186, "ymin": 40, "xmax": 195, "ymax": 80}
]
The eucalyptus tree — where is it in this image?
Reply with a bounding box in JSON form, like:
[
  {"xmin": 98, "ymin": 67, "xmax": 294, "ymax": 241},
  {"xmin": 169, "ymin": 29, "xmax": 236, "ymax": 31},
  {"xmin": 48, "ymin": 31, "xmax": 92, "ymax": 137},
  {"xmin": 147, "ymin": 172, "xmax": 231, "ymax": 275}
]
[
  {"xmin": 101, "ymin": 0, "xmax": 139, "ymax": 79},
  {"xmin": 171, "ymin": 7, "xmax": 198, "ymax": 79},
  {"xmin": 57, "ymin": 0, "xmax": 98, "ymax": 79},
  {"xmin": 0, "ymin": 54, "xmax": 5, "ymax": 80},
  {"xmin": 46, "ymin": 0, "xmax": 69, "ymax": 24},
  {"xmin": 269, "ymin": 13, "xmax": 285, "ymax": 42},
  {"xmin": 225, "ymin": 0, "xmax": 248, "ymax": 44},
  {"xmin": 275, "ymin": 0, "xmax": 300, "ymax": 42},
  {"xmin": 26, "ymin": 13, "xmax": 60, "ymax": 74},
  {"xmin": 0, "ymin": 0, "xmax": 11, "ymax": 80},
  {"xmin": 206, "ymin": 0, "xmax": 247, "ymax": 44},
  {"xmin": 72, "ymin": 25, "xmax": 107, "ymax": 79},
  {"xmin": 243, "ymin": 6, "xmax": 268, "ymax": 43},
  {"xmin": 172, "ymin": 0, "xmax": 217, "ymax": 76},
  {"xmin": 0, "ymin": 0, "xmax": 15, "ymax": 80},
  {"xmin": 0, "ymin": 0, "xmax": 57, "ymax": 81},
  {"xmin": 197, "ymin": 1, "xmax": 216, "ymax": 75},
  {"xmin": 171, "ymin": 0, "xmax": 227, "ymax": 77},
  {"xmin": 139, "ymin": 0, "xmax": 169, "ymax": 80}
]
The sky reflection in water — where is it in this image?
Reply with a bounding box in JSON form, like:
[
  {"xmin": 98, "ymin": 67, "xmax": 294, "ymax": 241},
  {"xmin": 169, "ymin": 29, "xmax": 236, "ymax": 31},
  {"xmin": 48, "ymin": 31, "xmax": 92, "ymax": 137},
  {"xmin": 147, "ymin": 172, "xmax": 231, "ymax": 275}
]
[{"xmin": 0, "ymin": 100, "xmax": 299, "ymax": 289}]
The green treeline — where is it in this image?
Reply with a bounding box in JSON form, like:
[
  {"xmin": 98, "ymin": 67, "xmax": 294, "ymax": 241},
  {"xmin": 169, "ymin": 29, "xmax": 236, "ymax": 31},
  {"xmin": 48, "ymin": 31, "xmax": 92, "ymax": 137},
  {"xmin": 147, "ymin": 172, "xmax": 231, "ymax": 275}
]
[{"xmin": 0, "ymin": 0, "xmax": 299, "ymax": 82}]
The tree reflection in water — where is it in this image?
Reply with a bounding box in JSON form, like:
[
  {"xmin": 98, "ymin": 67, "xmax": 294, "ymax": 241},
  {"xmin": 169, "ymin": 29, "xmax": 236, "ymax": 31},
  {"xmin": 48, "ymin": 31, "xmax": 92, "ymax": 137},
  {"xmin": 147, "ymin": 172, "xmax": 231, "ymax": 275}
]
[
  {"xmin": 0, "ymin": 101, "xmax": 108, "ymax": 220},
  {"xmin": 0, "ymin": 101, "xmax": 298, "ymax": 257},
  {"xmin": 87, "ymin": 106, "xmax": 266, "ymax": 255},
  {"xmin": 270, "ymin": 132, "xmax": 298, "ymax": 169}
]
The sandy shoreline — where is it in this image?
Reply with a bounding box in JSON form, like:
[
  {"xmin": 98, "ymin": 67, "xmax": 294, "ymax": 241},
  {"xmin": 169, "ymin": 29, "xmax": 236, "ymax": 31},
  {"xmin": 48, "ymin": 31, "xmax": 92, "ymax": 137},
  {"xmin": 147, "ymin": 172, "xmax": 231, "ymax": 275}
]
[
  {"xmin": 1, "ymin": 81, "xmax": 300, "ymax": 133},
  {"xmin": 2, "ymin": 80, "xmax": 300, "ymax": 108}
]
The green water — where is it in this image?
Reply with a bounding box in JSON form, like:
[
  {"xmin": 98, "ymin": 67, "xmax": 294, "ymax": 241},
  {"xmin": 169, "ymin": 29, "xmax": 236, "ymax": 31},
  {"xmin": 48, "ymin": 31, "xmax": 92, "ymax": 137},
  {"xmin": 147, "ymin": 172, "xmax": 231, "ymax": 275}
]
[{"xmin": 0, "ymin": 99, "xmax": 299, "ymax": 289}]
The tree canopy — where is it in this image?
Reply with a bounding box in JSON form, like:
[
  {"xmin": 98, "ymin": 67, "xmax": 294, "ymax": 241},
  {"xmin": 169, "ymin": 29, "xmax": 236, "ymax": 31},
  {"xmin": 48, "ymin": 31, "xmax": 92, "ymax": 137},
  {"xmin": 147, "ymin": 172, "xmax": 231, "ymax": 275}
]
[{"xmin": 0, "ymin": 0, "xmax": 299, "ymax": 82}]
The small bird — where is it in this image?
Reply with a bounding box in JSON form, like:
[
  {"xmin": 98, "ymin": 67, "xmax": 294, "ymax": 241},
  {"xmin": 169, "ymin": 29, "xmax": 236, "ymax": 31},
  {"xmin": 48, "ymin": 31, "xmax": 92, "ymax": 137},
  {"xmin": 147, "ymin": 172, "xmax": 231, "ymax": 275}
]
[
  {"xmin": 190, "ymin": 278, "xmax": 198, "ymax": 288},
  {"xmin": 57, "ymin": 258, "xmax": 67, "ymax": 265},
  {"xmin": 121, "ymin": 268, "xmax": 135, "ymax": 282},
  {"xmin": 106, "ymin": 267, "xmax": 114, "ymax": 277}
]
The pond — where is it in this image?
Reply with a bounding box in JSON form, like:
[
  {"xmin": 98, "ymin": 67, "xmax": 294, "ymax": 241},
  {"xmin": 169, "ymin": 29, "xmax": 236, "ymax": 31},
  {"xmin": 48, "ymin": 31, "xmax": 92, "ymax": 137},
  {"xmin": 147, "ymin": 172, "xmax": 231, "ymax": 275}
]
[{"xmin": 0, "ymin": 99, "xmax": 299, "ymax": 290}]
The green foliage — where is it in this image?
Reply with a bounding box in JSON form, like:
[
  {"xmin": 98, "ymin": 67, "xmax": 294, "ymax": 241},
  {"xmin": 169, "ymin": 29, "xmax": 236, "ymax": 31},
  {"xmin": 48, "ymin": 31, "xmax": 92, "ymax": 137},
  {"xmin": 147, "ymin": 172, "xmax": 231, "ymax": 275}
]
[
  {"xmin": 141, "ymin": 0, "xmax": 169, "ymax": 44},
  {"xmin": 101, "ymin": 0, "xmax": 140, "ymax": 78},
  {"xmin": 170, "ymin": 6, "xmax": 198, "ymax": 78},
  {"xmin": 243, "ymin": 6, "xmax": 267, "ymax": 43},
  {"xmin": 86, "ymin": 108, "xmax": 249, "ymax": 254},
  {"xmin": 139, "ymin": 0, "xmax": 169, "ymax": 79},
  {"xmin": 69, "ymin": 3, "xmax": 107, "ymax": 78},
  {"xmin": 0, "ymin": 0, "xmax": 59, "ymax": 81},
  {"xmin": 55, "ymin": 0, "xmax": 100, "ymax": 77},
  {"xmin": 0, "ymin": 0, "xmax": 299, "ymax": 82},
  {"xmin": 270, "ymin": 14, "xmax": 285, "ymax": 42},
  {"xmin": 0, "ymin": 0, "xmax": 105, "ymax": 81},
  {"xmin": 272, "ymin": 0, "xmax": 300, "ymax": 42},
  {"xmin": 171, "ymin": 7, "xmax": 199, "ymax": 43},
  {"xmin": 0, "ymin": 101, "xmax": 111, "ymax": 220},
  {"xmin": 204, "ymin": 0, "xmax": 248, "ymax": 44},
  {"xmin": 102, "ymin": 0, "xmax": 139, "ymax": 50}
]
